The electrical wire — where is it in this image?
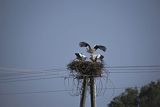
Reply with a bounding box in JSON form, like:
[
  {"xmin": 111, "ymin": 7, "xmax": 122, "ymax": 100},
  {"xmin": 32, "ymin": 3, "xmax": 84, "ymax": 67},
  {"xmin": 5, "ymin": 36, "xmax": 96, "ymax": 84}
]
[
  {"xmin": 0, "ymin": 90, "xmax": 71, "ymax": 95},
  {"xmin": 1, "ymin": 67, "xmax": 160, "ymax": 76},
  {"xmin": 0, "ymin": 76, "xmax": 70, "ymax": 83},
  {"xmin": 0, "ymin": 73, "xmax": 67, "ymax": 81},
  {"xmin": 0, "ymin": 65, "xmax": 160, "ymax": 83},
  {"xmin": 0, "ymin": 66, "xmax": 158, "ymax": 97},
  {"xmin": 0, "ymin": 70, "xmax": 160, "ymax": 82},
  {"xmin": 0, "ymin": 87, "xmax": 141, "ymax": 95},
  {"xmin": 1, "ymin": 65, "xmax": 160, "ymax": 73},
  {"xmin": 105, "ymin": 65, "xmax": 160, "ymax": 68},
  {"xmin": 1, "ymin": 69, "xmax": 160, "ymax": 79},
  {"xmin": 109, "ymin": 70, "xmax": 160, "ymax": 73}
]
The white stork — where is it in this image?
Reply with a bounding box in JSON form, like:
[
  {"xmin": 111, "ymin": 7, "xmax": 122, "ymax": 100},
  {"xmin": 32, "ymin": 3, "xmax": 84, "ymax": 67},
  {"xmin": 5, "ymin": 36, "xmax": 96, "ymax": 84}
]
[
  {"xmin": 75, "ymin": 53, "xmax": 87, "ymax": 61},
  {"xmin": 90, "ymin": 54, "xmax": 104, "ymax": 62},
  {"xmin": 79, "ymin": 42, "xmax": 106, "ymax": 54}
]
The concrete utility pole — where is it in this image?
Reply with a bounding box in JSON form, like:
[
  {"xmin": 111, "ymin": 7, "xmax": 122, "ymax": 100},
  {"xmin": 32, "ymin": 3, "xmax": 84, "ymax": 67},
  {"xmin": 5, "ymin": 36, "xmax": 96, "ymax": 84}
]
[
  {"xmin": 90, "ymin": 77, "xmax": 96, "ymax": 107},
  {"xmin": 80, "ymin": 77, "xmax": 88, "ymax": 107},
  {"xmin": 69, "ymin": 42, "xmax": 106, "ymax": 107}
]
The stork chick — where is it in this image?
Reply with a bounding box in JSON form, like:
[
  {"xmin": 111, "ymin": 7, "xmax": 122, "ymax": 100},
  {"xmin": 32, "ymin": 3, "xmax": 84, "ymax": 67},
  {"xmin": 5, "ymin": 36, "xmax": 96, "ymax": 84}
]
[
  {"xmin": 90, "ymin": 54, "xmax": 104, "ymax": 62},
  {"xmin": 75, "ymin": 53, "xmax": 87, "ymax": 61}
]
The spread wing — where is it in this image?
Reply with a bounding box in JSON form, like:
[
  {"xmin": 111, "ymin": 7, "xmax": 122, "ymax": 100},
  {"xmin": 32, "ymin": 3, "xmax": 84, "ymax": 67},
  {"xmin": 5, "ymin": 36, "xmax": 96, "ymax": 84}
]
[
  {"xmin": 94, "ymin": 45, "xmax": 106, "ymax": 52},
  {"xmin": 79, "ymin": 42, "xmax": 90, "ymax": 48}
]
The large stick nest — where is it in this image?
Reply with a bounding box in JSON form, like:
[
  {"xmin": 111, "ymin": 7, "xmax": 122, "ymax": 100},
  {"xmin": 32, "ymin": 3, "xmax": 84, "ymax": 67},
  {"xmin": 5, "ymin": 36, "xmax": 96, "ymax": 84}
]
[{"xmin": 67, "ymin": 60, "xmax": 104, "ymax": 77}]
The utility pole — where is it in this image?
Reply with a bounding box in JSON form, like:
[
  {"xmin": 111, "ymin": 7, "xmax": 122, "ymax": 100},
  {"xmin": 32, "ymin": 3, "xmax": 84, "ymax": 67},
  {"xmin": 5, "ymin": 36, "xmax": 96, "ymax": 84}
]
[
  {"xmin": 90, "ymin": 77, "xmax": 96, "ymax": 107},
  {"xmin": 80, "ymin": 77, "xmax": 88, "ymax": 107},
  {"xmin": 68, "ymin": 42, "xmax": 106, "ymax": 107}
]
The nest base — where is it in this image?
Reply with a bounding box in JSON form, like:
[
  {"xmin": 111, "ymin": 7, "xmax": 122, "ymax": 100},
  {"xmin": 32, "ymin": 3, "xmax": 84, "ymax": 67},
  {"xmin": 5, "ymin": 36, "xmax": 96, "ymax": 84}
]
[{"xmin": 67, "ymin": 60, "xmax": 104, "ymax": 77}]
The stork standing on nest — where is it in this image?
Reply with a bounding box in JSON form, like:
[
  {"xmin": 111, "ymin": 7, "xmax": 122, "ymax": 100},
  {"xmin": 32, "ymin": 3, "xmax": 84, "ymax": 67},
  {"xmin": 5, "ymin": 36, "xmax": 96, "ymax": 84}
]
[
  {"xmin": 79, "ymin": 42, "xmax": 106, "ymax": 62},
  {"xmin": 90, "ymin": 54, "xmax": 104, "ymax": 62},
  {"xmin": 74, "ymin": 53, "xmax": 87, "ymax": 61}
]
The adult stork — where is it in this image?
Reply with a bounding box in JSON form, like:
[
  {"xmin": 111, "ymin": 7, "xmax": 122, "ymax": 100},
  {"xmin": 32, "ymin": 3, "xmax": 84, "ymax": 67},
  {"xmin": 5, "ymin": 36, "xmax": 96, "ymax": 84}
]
[
  {"xmin": 79, "ymin": 42, "xmax": 106, "ymax": 54},
  {"xmin": 75, "ymin": 53, "xmax": 87, "ymax": 61},
  {"xmin": 90, "ymin": 54, "xmax": 104, "ymax": 62}
]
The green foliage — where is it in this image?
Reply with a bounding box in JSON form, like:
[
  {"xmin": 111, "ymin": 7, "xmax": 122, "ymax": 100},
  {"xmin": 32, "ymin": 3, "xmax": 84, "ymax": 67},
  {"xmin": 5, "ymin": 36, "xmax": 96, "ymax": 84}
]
[
  {"xmin": 139, "ymin": 80, "xmax": 160, "ymax": 107},
  {"xmin": 108, "ymin": 80, "xmax": 160, "ymax": 107},
  {"xmin": 108, "ymin": 88, "xmax": 138, "ymax": 107}
]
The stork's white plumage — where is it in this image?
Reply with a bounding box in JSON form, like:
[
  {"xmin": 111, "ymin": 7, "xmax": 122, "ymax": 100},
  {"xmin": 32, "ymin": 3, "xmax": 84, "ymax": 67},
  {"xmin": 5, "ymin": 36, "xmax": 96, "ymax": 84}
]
[
  {"xmin": 79, "ymin": 42, "xmax": 106, "ymax": 54},
  {"xmin": 90, "ymin": 54, "xmax": 104, "ymax": 62},
  {"xmin": 75, "ymin": 53, "xmax": 87, "ymax": 61},
  {"xmin": 96, "ymin": 54, "xmax": 104, "ymax": 61}
]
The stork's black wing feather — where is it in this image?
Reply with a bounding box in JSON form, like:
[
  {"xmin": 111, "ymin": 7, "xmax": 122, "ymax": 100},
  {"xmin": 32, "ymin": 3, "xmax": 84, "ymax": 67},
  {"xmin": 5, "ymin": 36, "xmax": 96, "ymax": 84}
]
[
  {"xmin": 94, "ymin": 45, "xmax": 106, "ymax": 52},
  {"xmin": 100, "ymin": 55, "xmax": 104, "ymax": 60},
  {"xmin": 75, "ymin": 53, "xmax": 80, "ymax": 58},
  {"xmin": 79, "ymin": 42, "xmax": 90, "ymax": 47}
]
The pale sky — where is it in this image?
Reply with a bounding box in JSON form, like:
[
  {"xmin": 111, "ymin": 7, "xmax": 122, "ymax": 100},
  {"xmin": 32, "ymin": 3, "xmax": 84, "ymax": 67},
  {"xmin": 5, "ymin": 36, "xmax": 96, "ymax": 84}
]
[{"xmin": 0, "ymin": 0, "xmax": 160, "ymax": 107}]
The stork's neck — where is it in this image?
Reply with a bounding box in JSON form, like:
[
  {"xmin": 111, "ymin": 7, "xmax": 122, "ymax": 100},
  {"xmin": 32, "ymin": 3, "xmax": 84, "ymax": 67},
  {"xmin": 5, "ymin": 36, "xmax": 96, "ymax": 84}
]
[
  {"xmin": 86, "ymin": 47, "xmax": 96, "ymax": 54},
  {"xmin": 91, "ymin": 52, "xmax": 97, "ymax": 55}
]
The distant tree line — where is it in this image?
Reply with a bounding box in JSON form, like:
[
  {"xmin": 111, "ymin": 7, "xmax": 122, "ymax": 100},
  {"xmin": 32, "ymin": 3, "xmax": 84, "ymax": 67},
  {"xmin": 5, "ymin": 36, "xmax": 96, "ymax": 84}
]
[{"xmin": 108, "ymin": 80, "xmax": 160, "ymax": 107}]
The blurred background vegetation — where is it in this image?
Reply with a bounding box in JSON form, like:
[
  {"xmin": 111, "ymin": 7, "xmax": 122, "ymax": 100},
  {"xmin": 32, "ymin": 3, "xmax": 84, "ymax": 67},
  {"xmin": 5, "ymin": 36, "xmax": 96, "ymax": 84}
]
[{"xmin": 108, "ymin": 80, "xmax": 160, "ymax": 107}]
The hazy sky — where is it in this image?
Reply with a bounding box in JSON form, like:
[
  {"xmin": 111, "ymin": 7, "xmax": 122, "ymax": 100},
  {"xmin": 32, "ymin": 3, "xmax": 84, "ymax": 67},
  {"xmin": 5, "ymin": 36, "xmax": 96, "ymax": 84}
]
[{"xmin": 0, "ymin": 0, "xmax": 160, "ymax": 107}]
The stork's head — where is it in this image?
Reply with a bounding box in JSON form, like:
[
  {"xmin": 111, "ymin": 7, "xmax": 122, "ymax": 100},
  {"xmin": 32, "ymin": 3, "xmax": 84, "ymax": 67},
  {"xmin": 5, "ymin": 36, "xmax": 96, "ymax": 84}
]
[
  {"xmin": 75, "ymin": 53, "xmax": 87, "ymax": 61},
  {"xmin": 86, "ymin": 46, "xmax": 90, "ymax": 52}
]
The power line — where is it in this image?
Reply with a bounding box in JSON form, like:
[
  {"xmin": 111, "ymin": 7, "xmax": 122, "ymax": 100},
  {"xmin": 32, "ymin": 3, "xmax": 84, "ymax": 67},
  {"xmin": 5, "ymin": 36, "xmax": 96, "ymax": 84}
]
[
  {"xmin": 105, "ymin": 65, "xmax": 160, "ymax": 68},
  {"xmin": 0, "ymin": 76, "xmax": 69, "ymax": 83},
  {"xmin": 107, "ymin": 68, "xmax": 160, "ymax": 70},
  {"xmin": 0, "ymin": 70, "xmax": 159, "ymax": 80},
  {"xmin": 1, "ymin": 65, "xmax": 160, "ymax": 73},
  {"xmin": 0, "ymin": 87, "xmax": 141, "ymax": 95},
  {"xmin": 0, "ymin": 89, "xmax": 71, "ymax": 95},
  {"xmin": 109, "ymin": 70, "xmax": 160, "ymax": 73},
  {"xmin": 0, "ymin": 69, "xmax": 159, "ymax": 83},
  {"xmin": 0, "ymin": 70, "xmax": 66, "ymax": 78},
  {"xmin": 0, "ymin": 65, "xmax": 160, "ymax": 82},
  {"xmin": 0, "ymin": 71, "xmax": 66, "ymax": 78},
  {"xmin": 0, "ymin": 65, "xmax": 160, "ymax": 78},
  {"xmin": 0, "ymin": 69, "xmax": 66, "ymax": 73},
  {"xmin": 1, "ymin": 67, "xmax": 160, "ymax": 77},
  {"xmin": 0, "ymin": 70, "xmax": 160, "ymax": 82},
  {"xmin": 0, "ymin": 66, "xmax": 66, "ymax": 71},
  {"xmin": 0, "ymin": 73, "xmax": 67, "ymax": 81}
]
